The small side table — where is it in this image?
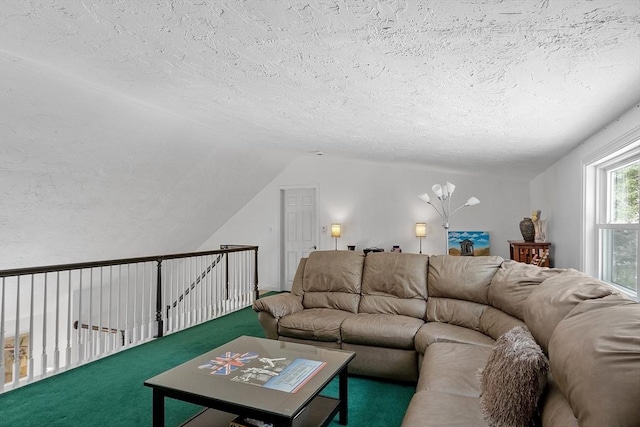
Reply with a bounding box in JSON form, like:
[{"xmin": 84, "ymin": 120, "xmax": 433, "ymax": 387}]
[{"xmin": 508, "ymin": 241, "xmax": 552, "ymax": 267}]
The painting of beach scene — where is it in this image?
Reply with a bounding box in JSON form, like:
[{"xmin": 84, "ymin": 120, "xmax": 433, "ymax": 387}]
[{"xmin": 447, "ymin": 231, "xmax": 490, "ymax": 256}]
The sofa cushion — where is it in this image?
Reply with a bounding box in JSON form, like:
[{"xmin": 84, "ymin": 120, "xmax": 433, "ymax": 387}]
[
  {"xmin": 549, "ymin": 295, "xmax": 640, "ymax": 427},
  {"xmin": 341, "ymin": 313, "xmax": 424, "ymax": 349},
  {"xmin": 479, "ymin": 326, "xmax": 549, "ymax": 427},
  {"xmin": 342, "ymin": 313, "xmax": 424, "ymax": 349},
  {"xmin": 479, "ymin": 306, "xmax": 526, "ymax": 341},
  {"xmin": 523, "ymin": 270, "xmax": 618, "ymax": 353},
  {"xmin": 277, "ymin": 308, "xmax": 356, "ymax": 342},
  {"xmin": 402, "ymin": 390, "xmax": 486, "ymax": 427},
  {"xmin": 428, "ymin": 255, "xmax": 503, "ymax": 305},
  {"xmin": 418, "ymin": 342, "xmax": 491, "ymax": 397},
  {"xmin": 301, "ymin": 250, "xmax": 365, "ymax": 313},
  {"xmin": 415, "ymin": 322, "xmax": 495, "ymax": 354},
  {"xmin": 359, "ymin": 252, "xmax": 429, "ymax": 318},
  {"xmin": 540, "ymin": 376, "xmax": 579, "ymax": 427},
  {"xmin": 426, "ymin": 297, "xmax": 487, "ymax": 330},
  {"xmin": 489, "ymin": 260, "xmax": 566, "ymax": 320}
]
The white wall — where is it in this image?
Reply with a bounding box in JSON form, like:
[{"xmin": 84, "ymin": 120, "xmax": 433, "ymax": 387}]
[
  {"xmin": 200, "ymin": 157, "xmax": 530, "ymax": 290},
  {"xmin": 530, "ymin": 103, "xmax": 640, "ymax": 270}
]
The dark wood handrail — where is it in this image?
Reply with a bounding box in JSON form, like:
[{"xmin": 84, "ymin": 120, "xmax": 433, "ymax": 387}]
[{"xmin": 0, "ymin": 245, "xmax": 258, "ymax": 277}]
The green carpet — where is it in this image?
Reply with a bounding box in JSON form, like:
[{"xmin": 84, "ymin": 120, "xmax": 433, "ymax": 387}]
[{"xmin": 0, "ymin": 306, "xmax": 414, "ymax": 426}]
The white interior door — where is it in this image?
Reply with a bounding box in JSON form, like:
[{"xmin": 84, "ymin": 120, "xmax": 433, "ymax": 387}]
[{"xmin": 282, "ymin": 188, "xmax": 317, "ymax": 291}]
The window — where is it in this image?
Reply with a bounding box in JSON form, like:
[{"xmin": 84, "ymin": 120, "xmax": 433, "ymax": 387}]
[
  {"xmin": 597, "ymin": 156, "xmax": 639, "ymax": 295},
  {"xmin": 586, "ymin": 139, "xmax": 639, "ymax": 299}
]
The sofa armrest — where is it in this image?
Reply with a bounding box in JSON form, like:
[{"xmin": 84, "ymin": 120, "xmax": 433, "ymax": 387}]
[{"xmin": 252, "ymin": 293, "xmax": 304, "ymax": 319}]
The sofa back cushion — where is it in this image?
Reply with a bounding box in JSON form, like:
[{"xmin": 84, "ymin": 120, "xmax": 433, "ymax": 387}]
[
  {"xmin": 426, "ymin": 298, "xmax": 525, "ymax": 341},
  {"xmin": 290, "ymin": 257, "xmax": 307, "ymax": 297},
  {"xmin": 548, "ymin": 295, "xmax": 639, "ymax": 427},
  {"xmin": 539, "ymin": 376, "xmax": 579, "ymax": 427},
  {"xmin": 426, "ymin": 297, "xmax": 487, "ymax": 330},
  {"xmin": 479, "ymin": 306, "xmax": 526, "ymax": 341},
  {"xmin": 428, "ymin": 255, "xmax": 503, "ymax": 305},
  {"xmin": 301, "ymin": 250, "xmax": 364, "ymax": 313},
  {"xmin": 489, "ymin": 260, "xmax": 566, "ymax": 320},
  {"xmin": 523, "ymin": 270, "xmax": 618, "ymax": 353},
  {"xmin": 359, "ymin": 252, "xmax": 429, "ymax": 318}
]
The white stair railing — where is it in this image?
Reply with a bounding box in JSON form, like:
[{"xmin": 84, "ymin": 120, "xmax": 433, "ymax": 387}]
[{"xmin": 0, "ymin": 245, "xmax": 259, "ymax": 393}]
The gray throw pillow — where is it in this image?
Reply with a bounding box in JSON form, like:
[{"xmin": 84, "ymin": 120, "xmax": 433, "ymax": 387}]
[{"xmin": 478, "ymin": 326, "xmax": 549, "ymax": 427}]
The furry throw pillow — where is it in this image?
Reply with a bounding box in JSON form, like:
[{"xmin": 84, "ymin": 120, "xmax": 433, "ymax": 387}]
[{"xmin": 478, "ymin": 326, "xmax": 549, "ymax": 427}]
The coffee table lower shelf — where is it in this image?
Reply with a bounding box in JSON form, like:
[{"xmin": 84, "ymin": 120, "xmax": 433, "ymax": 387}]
[{"xmin": 180, "ymin": 395, "xmax": 342, "ymax": 427}]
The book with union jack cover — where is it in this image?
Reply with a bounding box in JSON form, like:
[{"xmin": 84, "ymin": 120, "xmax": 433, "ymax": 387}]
[{"xmin": 197, "ymin": 351, "xmax": 326, "ymax": 393}]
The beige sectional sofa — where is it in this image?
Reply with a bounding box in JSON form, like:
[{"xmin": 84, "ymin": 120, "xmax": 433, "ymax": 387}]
[{"xmin": 252, "ymin": 250, "xmax": 640, "ymax": 426}]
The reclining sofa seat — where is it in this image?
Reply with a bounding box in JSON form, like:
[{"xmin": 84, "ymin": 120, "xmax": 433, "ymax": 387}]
[
  {"xmin": 341, "ymin": 251, "xmax": 428, "ymax": 381},
  {"xmin": 255, "ymin": 250, "xmax": 430, "ymax": 381},
  {"xmin": 277, "ymin": 250, "xmax": 363, "ymax": 346}
]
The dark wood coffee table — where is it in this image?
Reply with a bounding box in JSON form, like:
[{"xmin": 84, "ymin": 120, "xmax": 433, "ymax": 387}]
[{"xmin": 144, "ymin": 335, "xmax": 355, "ymax": 427}]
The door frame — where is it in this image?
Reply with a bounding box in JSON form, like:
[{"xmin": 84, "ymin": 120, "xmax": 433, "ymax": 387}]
[{"xmin": 279, "ymin": 185, "xmax": 320, "ymax": 291}]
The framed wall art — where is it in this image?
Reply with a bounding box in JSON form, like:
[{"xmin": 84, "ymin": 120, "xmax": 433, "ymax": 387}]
[{"xmin": 448, "ymin": 231, "xmax": 490, "ymax": 256}]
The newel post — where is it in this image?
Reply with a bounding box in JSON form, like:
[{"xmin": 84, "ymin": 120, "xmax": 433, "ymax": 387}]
[
  {"xmin": 225, "ymin": 252, "xmax": 230, "ymax": 300},
  {"xmin": 155, "ymin": 259, "xmax": 164, "ymax": 338},
  {"xmin": 254, "ymin": 247, "xmax": 259, "ymax": 301}
]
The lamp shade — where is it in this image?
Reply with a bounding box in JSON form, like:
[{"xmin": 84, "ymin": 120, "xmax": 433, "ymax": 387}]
[
  {"xmin": 418, "ymin": 193, "xmax": 431, "ymax": 203},
  {"xmin": 415, "ymin": 223, "xmax": 427, "ymax": 238},
  {"xmin": 432, "ymin": 184, "xmax": 443, "ymax": 199},
  {"xmin": 446, "ymin": 181, "xmax": 456, "ymax": 195},
  {"xmin": 466, "ymin": 196, "xmax": 480, "ymax": 206},
  {"xmin": 331, "ymin": 223, "xmax": 341, "ymax": 238}
]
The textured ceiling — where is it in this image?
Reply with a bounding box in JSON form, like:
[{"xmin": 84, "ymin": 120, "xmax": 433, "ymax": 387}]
[{"xmin": 1, "ymin": 0, "xmax": 639, "ymax": 178}]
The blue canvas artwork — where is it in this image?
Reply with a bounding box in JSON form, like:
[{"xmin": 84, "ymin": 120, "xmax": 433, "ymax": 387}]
[{"xmin": 447, "ymin": 231, "xmax": 490, "ymax": 256}]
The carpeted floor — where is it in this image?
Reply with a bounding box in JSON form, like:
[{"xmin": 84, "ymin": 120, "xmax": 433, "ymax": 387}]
[{"xmin": 0, "ymin": 306, "xmax": 414, "ymax": 426}]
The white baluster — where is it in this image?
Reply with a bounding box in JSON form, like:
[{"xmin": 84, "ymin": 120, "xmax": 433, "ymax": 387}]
[
  {"xmin": 54, "ymin": 272, "xmax": 60, "ymax": 373},
  {"xmin": 13, "ymin": 276, "xmax": 21, "ymax": 387},
  {"xmin": 28, "ymin": 274, "xmax": 34, "ymax": 382},
  {"xmin": 130, "ymin": 263, "xmax": 135, "ymax": 344},
  {"xmin": 77, "ymin": 270, "xmax": 84, "ymax": 364},
  {"xmin": 41, "ymin": 273, "xmax": 48, "ymax": 379},
  {"xmin": 65, "ymin": 272, "xmax": 72, "ymax": 370},
  {"xmin": 88, "ymin": 268, "xmax": 93, "ymax": 359}
]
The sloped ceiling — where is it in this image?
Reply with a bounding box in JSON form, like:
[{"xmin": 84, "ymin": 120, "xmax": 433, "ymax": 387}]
[
  {"xmin": 1, "ymin": 0, "xmax": 639, "ymax": 268},
  {"xmin": 0, "ymin": 54, "xmax": 298, "ymax": 268},
  {"xmin": 2, "ymin": 0, "xmax": 639, "ymax": 177}
]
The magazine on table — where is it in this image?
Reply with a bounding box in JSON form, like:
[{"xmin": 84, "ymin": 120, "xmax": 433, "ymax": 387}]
[{"xmin": 197, "ymin": 351, "xmax": 326, "ymax": 393}]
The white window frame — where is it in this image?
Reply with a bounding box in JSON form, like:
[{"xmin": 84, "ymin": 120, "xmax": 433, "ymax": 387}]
[{"xmin": 583, "ymin": 131, "xmax": 640, "ymax": 300}]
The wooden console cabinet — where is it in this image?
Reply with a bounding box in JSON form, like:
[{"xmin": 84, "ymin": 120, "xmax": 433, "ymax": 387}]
[{"xmin": 508, "ymin": 241, "xmax": 551, "ymax": 267}]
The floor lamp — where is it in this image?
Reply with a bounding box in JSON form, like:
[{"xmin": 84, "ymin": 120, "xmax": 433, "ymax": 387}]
[{"xmin": 418, "ymin": 182, "xmax": 480, "ymax": 254}]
